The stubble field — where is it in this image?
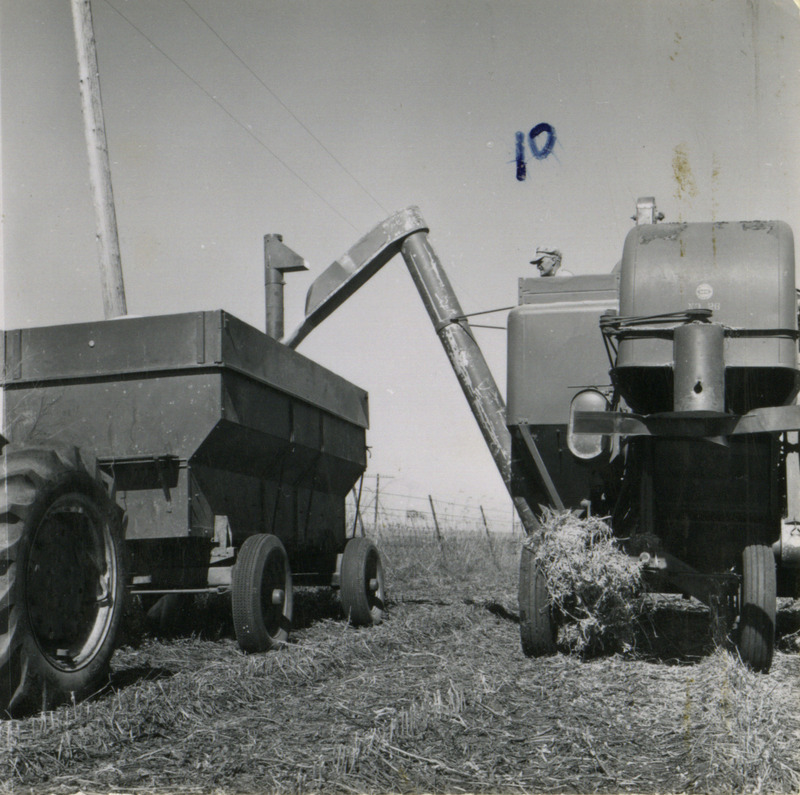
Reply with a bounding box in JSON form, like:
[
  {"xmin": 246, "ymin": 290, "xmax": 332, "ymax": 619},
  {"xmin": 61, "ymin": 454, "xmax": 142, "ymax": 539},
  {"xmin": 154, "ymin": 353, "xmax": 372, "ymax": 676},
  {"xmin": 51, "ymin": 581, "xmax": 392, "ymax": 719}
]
[{"xmin": 2, "ymin": 527, "xmax": 800, "ymax": 794}]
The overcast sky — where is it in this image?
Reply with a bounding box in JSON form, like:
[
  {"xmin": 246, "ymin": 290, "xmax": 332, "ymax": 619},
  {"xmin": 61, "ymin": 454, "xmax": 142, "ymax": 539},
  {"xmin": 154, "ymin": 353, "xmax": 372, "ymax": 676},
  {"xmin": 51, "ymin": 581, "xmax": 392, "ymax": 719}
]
[{"xmin": 2, "ymin": 0, "xmax": 799, "ymax": 521}]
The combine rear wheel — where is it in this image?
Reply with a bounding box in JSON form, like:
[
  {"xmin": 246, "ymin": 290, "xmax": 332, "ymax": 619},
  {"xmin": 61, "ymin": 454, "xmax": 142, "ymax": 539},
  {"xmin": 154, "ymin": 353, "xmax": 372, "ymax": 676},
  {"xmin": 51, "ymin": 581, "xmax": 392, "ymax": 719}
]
[
  {"xmin": 232, "ymin": 534, "xmax": 293, "ymax": 652},
  {"xmin": 340, "ymin": 538, "xmax": 385, "ymax": 626},
  {"xmin": 519, "ymin": 546, "xmax": 557, "ymax": 657},
  {"xmin": 0, "ymin": 447, "xmax": 125, "ymax": 714},
  {"xmin": 737, "ymin": 543, "xmax": 776, "ymax": 673}
]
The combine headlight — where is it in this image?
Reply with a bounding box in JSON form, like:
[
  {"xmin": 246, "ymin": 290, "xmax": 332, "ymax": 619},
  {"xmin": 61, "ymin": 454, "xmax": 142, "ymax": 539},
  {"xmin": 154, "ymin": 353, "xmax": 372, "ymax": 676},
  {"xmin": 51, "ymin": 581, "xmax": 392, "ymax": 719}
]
[{"xmin": 567, "ymin": 389, "xmax": 610, "ymax": 460}]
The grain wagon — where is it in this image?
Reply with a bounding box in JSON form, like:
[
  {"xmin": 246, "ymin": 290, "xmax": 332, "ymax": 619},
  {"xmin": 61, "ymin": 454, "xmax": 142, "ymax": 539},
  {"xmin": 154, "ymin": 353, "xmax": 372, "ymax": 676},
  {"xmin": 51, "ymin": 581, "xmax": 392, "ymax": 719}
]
[
  {"xmin": 0, "ymin": 259, "xmax": 385, "ymax": 713},
  {"xmin": 1, "ymin": 2, "xmax": 388, "ymax": 714}
]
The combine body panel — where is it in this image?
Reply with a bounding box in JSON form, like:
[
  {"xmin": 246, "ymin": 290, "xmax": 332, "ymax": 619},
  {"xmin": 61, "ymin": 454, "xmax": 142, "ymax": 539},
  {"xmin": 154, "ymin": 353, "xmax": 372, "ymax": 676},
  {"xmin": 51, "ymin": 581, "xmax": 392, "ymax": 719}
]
[
  {"xmin": 615, "ymin": 221, "xmax": 798, "ymax": 414},
  {"xmin": 507, "ymin": 274, "xmax": 619, "ymax": 509}
]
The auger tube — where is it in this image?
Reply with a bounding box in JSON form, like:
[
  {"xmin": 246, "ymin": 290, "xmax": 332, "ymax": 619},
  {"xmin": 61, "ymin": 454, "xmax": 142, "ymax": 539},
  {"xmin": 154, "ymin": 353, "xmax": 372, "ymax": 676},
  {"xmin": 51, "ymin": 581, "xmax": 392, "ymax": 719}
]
[{"xmin": 399, "ymin": 230, "xmax": 540, "ymax": 535}]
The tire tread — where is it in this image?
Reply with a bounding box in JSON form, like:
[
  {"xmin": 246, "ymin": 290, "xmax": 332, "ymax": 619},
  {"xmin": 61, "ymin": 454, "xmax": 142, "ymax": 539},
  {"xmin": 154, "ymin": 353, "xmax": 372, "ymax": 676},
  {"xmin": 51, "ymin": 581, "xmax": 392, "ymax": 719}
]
[
  {"xmin": 738, "ymin": 543, "xmax": 776, "ymax": 673},
  {"xmin": 232, "ymin": 534, "xmax": 292, "ymax": 653},
  {"xmin": 0, "ymin": 446, "xmax": 124, "ymax": 714},
  {"xmin": 519, "ymin": 546, "xmax": 557, "ymax": 657},
  {"xmin": 340, "ymin": 538, "xmax": 384, "ymax": 627}
]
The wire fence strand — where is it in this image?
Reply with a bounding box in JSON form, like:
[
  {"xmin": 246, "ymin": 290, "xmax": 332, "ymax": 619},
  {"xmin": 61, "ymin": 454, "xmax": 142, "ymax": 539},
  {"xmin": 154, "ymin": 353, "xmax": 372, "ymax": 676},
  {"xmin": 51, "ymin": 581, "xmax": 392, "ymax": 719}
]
[{"xmin": 347, "ymin": 480, "xmax": 523, "ymax": 539}]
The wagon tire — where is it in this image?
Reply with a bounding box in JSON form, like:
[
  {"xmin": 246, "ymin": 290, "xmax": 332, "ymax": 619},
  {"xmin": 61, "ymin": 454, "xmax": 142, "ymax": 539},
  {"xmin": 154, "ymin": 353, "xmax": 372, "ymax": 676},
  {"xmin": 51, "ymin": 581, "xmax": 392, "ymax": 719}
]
[
  {"xmin": 519, "ymin": 546, "xmax": 557, "ymax": 657},
  {"xmin": 232, "ymin": 534, "xmax": 292, "ymax": 652},
  {"xmin": 0, "ymin": 446, "xmax": 125, "ymax": 715},
  {"xmin": 340, "ymin": 538, "xmax": 385, "ymax": 626},
  {"xmin": 737, "ymin": 543, "xmax": 776, "ymax": 673}
]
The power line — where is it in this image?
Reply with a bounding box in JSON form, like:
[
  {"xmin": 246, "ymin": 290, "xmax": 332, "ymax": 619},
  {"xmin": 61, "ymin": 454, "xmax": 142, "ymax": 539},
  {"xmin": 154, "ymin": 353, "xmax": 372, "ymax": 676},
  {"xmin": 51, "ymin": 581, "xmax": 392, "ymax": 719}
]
[
  {"xmin": 100, "ymin": 1, "xmax": 508, "ymax": 327},
  {"xmin": 100, "ymin": 0, "xmax": 362, "ymax": 233},
  {"xmin": 180, "ymin": 0, "xmax": 390, "ymax": 217}
]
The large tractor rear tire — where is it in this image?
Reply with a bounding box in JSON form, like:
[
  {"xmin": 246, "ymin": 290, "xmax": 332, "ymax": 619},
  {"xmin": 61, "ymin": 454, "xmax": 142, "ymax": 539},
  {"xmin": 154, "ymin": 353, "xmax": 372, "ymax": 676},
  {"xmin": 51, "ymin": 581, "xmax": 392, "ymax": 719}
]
[
  {"xmin": 737, "ymin": 543, "xmax": 776, "ymax": 673},
  {"xmin": 232, "ymin": 534, "xmax": 293, "ymax": 652},
  {"xmin": 519, "ymin": 546, "xmax": 557, "ymax": 657},
  {"xmin": 340, "ymin": 537, "xmax": 385, "ymax": 626},
  {"xmin": 0, "ymin": 446, "xmax": 125, "ymax": 714}
]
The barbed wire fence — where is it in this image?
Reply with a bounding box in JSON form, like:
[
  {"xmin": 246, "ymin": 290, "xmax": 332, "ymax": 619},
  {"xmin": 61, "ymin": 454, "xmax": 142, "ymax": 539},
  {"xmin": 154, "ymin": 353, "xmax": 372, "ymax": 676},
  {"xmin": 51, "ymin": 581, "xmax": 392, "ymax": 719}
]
[{"xmin": 345, "ymin": 474, "xmax": 524, "ymax": 542}]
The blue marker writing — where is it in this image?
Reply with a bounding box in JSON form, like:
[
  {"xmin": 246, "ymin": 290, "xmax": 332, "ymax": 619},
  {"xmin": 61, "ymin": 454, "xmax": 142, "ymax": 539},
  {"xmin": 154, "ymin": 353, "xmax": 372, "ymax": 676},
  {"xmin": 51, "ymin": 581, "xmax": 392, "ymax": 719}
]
[
  {"xmin": 515, "ymin": 131, "xmax": 527, "ymax": 181},
  {"xmin": 528, "ymin": 123, "xmax": 556, "ymax": 160},
  {"xmin": 514, "ymin": 123, "xmax": 557, "ymax": 180}
]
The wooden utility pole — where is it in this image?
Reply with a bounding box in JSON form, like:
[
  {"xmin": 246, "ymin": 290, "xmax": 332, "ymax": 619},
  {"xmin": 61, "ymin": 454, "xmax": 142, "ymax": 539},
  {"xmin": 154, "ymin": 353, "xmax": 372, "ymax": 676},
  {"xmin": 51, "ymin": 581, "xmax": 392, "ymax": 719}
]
[{"xmin": 71, "ymin": 0, "xmax": 127, "ymax": 318}]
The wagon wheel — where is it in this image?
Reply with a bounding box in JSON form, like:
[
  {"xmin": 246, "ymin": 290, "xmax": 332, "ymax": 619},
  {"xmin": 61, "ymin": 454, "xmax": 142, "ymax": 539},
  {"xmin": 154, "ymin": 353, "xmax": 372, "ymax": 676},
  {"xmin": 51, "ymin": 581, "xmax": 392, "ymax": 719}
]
[
  {"xmin": 0, "ymin": 446, "xmax": 126, "ymax": 714},
  {"xmin": 518, "ymin": 546, "xmax": 557, "ymax": 657},
  {"xmin": 232, "ymin": 534, "xmax": 293, "ymax": 652},
  {"xmin": 736, "ymin": 542, "xmax": 776, "ymax": 673},
  {"xmin": 340, "ymin": 538, "xmax": 385, "ymax": 626}
]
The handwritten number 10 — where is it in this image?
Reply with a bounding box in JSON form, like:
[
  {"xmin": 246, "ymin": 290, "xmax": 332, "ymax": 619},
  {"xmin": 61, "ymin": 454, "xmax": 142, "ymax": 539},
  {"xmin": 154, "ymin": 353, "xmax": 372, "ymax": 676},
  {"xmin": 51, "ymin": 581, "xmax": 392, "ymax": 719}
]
[{"xmin": 516, "ymin": 123, "xmax": 556, "ymax": 181}]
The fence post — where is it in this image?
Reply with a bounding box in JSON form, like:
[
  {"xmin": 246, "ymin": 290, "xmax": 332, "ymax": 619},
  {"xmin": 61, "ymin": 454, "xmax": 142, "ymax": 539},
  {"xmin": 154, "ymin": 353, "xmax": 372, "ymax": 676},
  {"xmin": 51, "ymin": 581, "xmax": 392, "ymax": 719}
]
[
  {"xmin": 351, "ymin": 482, "xmax": 366, "ymax": 538},
  {"xmin": 480, "ymin": 505, "xmax": 500, "ymax": 568},
  {"xmin": 428, "ymin": 495, "xmax": 445, "ymax": 557},
  {"xmin": 374, "ymin": 473, "xmax": 380, "ymax": 532}
]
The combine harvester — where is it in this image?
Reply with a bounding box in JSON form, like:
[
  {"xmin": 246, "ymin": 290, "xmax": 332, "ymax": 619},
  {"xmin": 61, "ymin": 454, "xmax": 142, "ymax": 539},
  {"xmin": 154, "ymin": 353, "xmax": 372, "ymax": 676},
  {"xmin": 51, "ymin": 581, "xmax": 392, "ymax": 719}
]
[{"xmin": 281, "ymin": 199, "xmax": 800, "ymax": 675}]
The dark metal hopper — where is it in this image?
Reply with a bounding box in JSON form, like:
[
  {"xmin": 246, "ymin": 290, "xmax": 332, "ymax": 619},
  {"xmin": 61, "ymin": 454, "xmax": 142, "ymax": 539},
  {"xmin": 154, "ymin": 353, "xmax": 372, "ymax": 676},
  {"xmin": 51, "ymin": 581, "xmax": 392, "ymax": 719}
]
[{"xmin": 2, "ymin": 310, "xmax": 368, "ymax": 563}]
